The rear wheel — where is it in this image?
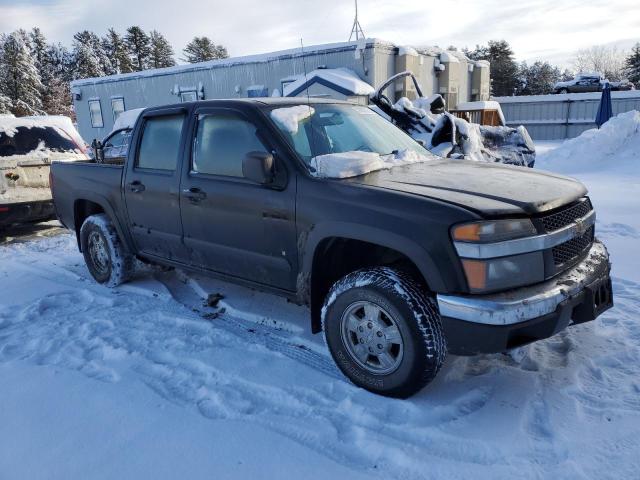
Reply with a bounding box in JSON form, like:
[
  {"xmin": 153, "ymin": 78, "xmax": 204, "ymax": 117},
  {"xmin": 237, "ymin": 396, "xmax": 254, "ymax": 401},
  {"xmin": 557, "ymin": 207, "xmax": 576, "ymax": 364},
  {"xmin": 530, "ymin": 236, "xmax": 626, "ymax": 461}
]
[
  {"xmin": 559, "ymin": 88, "xmax": 569, "ymax": 94},
  {"xmin": 80, "ymin": 214, "xmax": 134, "ymax": 287},
  {"xmin": 322, "ymin": 267, "xmax": 446, "ymax": 398}
]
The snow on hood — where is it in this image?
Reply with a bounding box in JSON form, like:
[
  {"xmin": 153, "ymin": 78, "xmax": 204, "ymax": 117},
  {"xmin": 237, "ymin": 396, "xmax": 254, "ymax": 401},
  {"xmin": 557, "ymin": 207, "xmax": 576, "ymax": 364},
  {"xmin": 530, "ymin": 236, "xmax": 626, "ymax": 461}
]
[
  {"xmin": 270, "ymin": 105, "xmax": 315, "ymax": 134},
  {"xmin": 282, "ymin": 68, "xmax": 374, "ymax": 97},
  {"xmin": 537, "ymin": 110, "xmax": 640, "ymax": 174},
  {"xmin": 309, "ymin": 149, "xmax": 434, "ymax": 179},
  {"xmin": 112, "ymin": 108, "xmax": 144, "ymax": 132}
]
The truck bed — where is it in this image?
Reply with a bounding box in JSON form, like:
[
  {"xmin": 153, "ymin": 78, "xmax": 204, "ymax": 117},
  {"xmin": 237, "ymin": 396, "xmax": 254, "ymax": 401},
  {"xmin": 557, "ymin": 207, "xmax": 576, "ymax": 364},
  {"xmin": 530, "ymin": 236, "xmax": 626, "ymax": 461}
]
[{"xmin": 50, "ymin": 161, "xmax": 125, "ymax": 232}]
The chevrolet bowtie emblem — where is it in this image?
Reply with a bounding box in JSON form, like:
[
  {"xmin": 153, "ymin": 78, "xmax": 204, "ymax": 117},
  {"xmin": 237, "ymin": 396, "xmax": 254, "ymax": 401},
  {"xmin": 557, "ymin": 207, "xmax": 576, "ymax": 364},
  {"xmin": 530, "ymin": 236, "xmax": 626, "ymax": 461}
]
[{"xmin": 574, "ymin": 218, "xmax": 587, "ymax": 236}]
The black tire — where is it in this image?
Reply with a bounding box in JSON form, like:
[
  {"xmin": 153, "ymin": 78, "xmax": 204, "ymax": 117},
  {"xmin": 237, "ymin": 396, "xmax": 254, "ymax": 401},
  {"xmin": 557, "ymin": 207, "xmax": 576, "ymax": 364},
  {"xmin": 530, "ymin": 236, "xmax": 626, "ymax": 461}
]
[
  {"xmin": 322, "ymin": 267, "xmax": 446, "ymax": 398},
  {"xmin": 80, "ymin": 214, "xmax": 134, "ymax": 287}
]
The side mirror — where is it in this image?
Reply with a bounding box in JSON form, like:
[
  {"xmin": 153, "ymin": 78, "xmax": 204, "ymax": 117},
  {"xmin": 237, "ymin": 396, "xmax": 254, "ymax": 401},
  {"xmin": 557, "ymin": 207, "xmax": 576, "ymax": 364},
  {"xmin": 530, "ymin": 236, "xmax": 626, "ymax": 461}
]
[
  {"xmin": 415, "ymin": 138, "xmax": 427, "ymax": 147},
  {"xmin": 91, "ymin": 139, "xmax": 105, "ymax": 163},
  {"xmin": 242, "ymin": 151, "xmax": 274, "ymax": 185}
]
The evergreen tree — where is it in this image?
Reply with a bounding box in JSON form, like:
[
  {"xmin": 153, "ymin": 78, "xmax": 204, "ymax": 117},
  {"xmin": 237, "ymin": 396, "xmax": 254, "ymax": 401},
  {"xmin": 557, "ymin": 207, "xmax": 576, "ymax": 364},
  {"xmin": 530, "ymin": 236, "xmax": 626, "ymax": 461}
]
[
  {"xmin": 72, "ymin": 30, "xmax": 111, "ymax": 79},
  {"xmin": 624, "ymin": 43, "xmax": 640, "ymax": 87},
  {"xmin": 0, "ymin": 31, "xmax": 43, "ymax": 116},
  {"xmin": 149, "ymin": 30, "xmax": 175, "ymax": 69},
  {"xmin": 465, "ymin": 40, "xmax": 519, "ymax": 96},
  {"xmin": 125, "ymin": 26, "xmax": 151, "ymax": 71},
  {"xmin": 517, "ymin": 61, "xmax": 561, "ymax": 95},
  {"xmin": 29, "ymin": 27, "xmax": 47, "ymax": 72},
  {"xmin": 42, "ymin": 43, "xmax": 74, "ymax": 115},
  {"xmin": 0, "ymin": 93, "xmax": 11, "ymax": 114},
  {"xmin": 182, "ymin": 36, "xmax": 228, "ymax": 63},
  {"xmin": 102, "ymin": 28, "xmax": 133, "ymax": 75}
]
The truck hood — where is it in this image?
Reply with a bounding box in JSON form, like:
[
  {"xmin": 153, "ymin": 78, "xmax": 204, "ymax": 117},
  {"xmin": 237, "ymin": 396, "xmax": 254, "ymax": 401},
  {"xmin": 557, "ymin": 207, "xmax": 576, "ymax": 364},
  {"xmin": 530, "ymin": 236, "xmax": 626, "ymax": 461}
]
[
  {"xmin": 345, "ymin": 159, "xmax": 587, "ymax": 216},
  {"xmin": 554, "ymin": 80, "xmax": 573, "ymax": 88}
]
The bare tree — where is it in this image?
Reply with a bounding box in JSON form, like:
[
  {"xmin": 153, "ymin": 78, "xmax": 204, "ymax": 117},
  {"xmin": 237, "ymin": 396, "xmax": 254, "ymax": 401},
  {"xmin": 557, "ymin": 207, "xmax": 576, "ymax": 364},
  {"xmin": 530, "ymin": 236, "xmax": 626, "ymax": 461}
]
[{"xmin": 573, "ymin": 45, "xmax": 627, "ymax": 81}]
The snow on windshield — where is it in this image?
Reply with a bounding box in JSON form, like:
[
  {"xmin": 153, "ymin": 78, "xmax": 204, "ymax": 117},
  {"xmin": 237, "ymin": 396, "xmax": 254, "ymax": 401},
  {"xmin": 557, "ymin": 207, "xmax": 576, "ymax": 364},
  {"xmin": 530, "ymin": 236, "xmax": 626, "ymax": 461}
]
[
  {"xmin": 310, "ymin": 149, "xmax": 433, "ymax": 179},
  {"xmin": 270, "ymin": 106, "xmax": 315, "ymax": 134}
]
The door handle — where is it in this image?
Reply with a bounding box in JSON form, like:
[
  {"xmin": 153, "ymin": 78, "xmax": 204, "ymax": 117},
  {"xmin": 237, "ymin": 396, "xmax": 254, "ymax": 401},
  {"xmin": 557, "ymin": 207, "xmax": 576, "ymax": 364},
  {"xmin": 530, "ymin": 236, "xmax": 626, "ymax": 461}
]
[
  {"xmin": 183, "ymin": 187, "xmax": 207, "ymax": 202},
  {"xmin": 127, "ymin": 181, "xmax": 145, "ymax": 193}
]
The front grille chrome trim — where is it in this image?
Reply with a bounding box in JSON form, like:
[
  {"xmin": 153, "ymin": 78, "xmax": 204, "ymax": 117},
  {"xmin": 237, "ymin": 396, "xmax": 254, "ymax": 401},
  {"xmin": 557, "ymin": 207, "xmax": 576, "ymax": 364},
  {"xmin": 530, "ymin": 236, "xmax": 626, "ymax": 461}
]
[{"xmin": 454, "ymin": 210, "xmax": 596, "ymax": 259}]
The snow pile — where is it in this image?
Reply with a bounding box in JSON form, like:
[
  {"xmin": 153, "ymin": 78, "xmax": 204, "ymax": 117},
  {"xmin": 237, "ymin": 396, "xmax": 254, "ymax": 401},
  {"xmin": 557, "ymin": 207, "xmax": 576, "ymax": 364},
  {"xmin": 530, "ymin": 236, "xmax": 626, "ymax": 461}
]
[
  {"xmin": 389, "ymin": 96, "xmax": 535, "ymax": 167},
  {"xmin": 112, "ymin": 108, "xmax": 144, "ymax": 132},
  {"xmin": 537, "ymin": 110, "xmax": 640, "ymax": 173},
  {"xmin": 270, "ymin": 105, "xmax": 315, "ymax": 134},
  {"xmin": 282, "ymin": 68, "xmax": 374, "ymax": 97},
  {"xmin": 310, "ymin": 149, "xmax": 433, "ymax": 178}
]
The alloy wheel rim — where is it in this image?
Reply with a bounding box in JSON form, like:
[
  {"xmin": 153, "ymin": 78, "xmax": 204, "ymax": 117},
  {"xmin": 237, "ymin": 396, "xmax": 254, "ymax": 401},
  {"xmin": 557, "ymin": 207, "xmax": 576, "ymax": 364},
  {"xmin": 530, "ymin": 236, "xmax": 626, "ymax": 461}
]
[{"xmin": 340, "ymin": 300, "xmax": 404, "ymax": 375}]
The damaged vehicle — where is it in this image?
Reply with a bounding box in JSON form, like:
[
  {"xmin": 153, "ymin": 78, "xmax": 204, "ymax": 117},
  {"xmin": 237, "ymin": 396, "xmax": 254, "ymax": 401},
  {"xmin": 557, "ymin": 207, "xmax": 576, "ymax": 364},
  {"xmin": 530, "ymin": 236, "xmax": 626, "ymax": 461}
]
[
  {"xmin": 51, "ymin": 98, "xmax": 612, "ymax": 398},
  {"xmin": 1, "ymin": 115, "xmax": 87, "ymax": 227},
  {"xmin": 369, "ymin": 71, "xmax": 536, "ymax": 167}
]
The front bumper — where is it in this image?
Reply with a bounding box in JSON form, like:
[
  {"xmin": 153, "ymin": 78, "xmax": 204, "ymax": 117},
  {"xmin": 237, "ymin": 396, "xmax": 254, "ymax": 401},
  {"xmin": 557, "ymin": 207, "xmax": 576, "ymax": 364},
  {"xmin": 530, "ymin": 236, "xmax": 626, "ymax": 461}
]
[
  {"xmin": 0, "ymin": 200, "xmax": 55, "ymax": 227},
  {"xmin": 437, "ymin": 240, "xmax": 613, "ymax": 355}
]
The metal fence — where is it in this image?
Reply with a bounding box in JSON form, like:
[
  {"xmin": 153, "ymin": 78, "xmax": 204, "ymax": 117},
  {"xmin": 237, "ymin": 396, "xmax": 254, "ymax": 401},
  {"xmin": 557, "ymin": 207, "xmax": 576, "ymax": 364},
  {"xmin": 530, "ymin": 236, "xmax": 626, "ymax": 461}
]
[{"xmin": 494, "ymin": 91, "xmax": 640, "ymax": 140}]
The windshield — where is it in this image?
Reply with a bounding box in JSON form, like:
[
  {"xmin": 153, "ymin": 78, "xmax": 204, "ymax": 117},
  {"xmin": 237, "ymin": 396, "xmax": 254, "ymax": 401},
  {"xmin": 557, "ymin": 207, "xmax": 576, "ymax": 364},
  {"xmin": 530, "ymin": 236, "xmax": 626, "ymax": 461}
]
[
  {"xmin": 270, "ymin": 103, "xmax": 428, "ymax": 166},
  {"xmin": 0, "ymin": 126, "xmax": 79, "ymax": 157}
]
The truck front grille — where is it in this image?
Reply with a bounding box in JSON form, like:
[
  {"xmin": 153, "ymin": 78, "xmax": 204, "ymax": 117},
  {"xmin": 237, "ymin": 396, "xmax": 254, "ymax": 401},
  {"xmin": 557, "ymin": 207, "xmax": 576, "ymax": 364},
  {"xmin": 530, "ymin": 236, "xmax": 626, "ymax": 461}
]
[
  {"xmin": 552, "ymin": 225, "xmax": 595, "ymax": 266},
  {"xmin": 540, "ymin": 197, "xmax": 593, "ymax": 233}
]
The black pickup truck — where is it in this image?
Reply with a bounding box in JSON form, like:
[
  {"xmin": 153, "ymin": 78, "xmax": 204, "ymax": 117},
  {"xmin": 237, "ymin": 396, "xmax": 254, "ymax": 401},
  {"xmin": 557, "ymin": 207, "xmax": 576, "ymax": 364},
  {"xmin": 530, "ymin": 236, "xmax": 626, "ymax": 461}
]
[{"xmin": 51, "ymin": 98, "xmax": 613, "ymax": 398}]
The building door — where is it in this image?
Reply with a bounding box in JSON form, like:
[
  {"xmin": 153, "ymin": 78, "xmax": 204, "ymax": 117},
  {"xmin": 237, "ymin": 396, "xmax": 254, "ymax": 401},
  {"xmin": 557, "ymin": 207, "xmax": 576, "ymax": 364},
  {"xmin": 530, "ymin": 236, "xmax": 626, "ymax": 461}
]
[
  {"xmin": 179, "ymin": 107, "xmax": 298, "ymax": 291},
  {"xmin": 123, "ymin": 109, "xmax": 189, "ymax": 263}
]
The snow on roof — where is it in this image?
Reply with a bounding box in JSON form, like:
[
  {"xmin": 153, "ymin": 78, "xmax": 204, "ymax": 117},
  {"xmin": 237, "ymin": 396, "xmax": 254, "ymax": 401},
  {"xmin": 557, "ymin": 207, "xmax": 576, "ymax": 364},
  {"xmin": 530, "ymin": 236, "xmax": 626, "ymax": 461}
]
[
  {"xmin": 71, "ymin": 39, "xmax": 475, "ymax": 88},
  {"xmin": 475, "ymin": 60, "xmax": 490, "ymax": 68},
  {"xmin": 112, "ymin": 108, "xmax": 145, "ymax": 132},
  {"xmin": 71, "ymin": 38, "xmax": 394, "ymax": 87},
  {"xmin": 439, "ymin": 51, "xmax": 460, "ymax": 64},
  {"xmin": 455, "ymin": 100, "xmax": 506, "ymax": 125},
  {"xmin": 282, "ymin": 68, "xmax": 374, "ymax": 97},
  {"xmin": 398, "ymin": 46, "xmax": 419, "ymax": 57}
]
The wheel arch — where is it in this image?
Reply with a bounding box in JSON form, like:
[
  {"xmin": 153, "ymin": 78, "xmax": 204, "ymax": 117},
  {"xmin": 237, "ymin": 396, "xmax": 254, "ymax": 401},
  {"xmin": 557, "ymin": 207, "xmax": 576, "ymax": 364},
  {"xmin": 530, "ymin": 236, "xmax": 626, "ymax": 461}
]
[
  {"xmin": 72, "ymin": 193, "xmax": 132, "ymax": 253},
  {"xmin": 301, "ymin": 223, "xmax": 445, "ymax": 334}
]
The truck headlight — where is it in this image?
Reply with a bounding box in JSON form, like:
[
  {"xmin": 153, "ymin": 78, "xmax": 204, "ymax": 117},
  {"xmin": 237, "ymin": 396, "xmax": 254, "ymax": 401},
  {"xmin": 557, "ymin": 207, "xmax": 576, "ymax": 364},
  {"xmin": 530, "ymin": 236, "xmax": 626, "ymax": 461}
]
[
  {"xmin": 461, "ymin": 252, "xmax": 544, "ymax": 292},
  {"xmin": 452, "ymin": 219, "xmax": 537, "ymax": 243},
  {"xmin": 452, "ymin": 219, "xmax": 543, "ymax": 292}
]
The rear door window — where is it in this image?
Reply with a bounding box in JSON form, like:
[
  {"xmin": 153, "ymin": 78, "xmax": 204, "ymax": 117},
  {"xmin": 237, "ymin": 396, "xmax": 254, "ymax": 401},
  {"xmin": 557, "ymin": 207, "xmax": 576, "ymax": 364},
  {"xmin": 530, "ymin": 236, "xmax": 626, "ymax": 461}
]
[{"xmin": 136, "ymin": 114, "xmax": 185, "ymax": 171}]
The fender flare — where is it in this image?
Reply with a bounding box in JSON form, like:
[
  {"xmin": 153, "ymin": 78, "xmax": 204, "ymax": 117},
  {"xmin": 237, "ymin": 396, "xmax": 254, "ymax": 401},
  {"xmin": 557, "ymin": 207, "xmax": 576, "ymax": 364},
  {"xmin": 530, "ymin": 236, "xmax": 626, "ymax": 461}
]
[
  {"xmin": 301, "ymin": 222, "xmax": 446, "ymax": 333},
  {"xmin": 72, "ymin": 190, "xmax": 134, "ymax": 253}
]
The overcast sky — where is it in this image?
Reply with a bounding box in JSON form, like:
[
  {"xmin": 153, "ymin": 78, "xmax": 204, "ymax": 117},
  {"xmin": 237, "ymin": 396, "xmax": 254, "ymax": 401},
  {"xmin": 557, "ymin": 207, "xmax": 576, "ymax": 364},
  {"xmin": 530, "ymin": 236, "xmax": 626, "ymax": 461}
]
[{"xmin": 1, "ymin": 0, "xmax": 638, "ymax": 67}]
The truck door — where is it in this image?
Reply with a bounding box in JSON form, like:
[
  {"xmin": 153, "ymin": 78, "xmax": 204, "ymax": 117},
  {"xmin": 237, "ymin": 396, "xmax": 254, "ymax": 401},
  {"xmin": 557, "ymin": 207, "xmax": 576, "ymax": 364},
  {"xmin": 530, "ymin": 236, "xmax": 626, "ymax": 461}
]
[
  {"xmin": 123, "ymin": 108, "xmax": 189, "ymax": 262},
  {"xmin": 179, "ymin": 107, "xmax": 298, "ymax": 291}
]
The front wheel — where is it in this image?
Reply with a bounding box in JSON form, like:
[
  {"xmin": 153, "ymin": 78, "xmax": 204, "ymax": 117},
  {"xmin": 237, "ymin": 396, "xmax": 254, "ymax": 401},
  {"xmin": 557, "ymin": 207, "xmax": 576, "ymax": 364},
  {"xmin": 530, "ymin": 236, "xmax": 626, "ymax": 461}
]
[
  {"xmin": 322, "ymin": 267, "xmax": 446, "ymax": 398},
  {"xmin": 80, "ymin": 214, "xmax": 134, "ymax": 287}
]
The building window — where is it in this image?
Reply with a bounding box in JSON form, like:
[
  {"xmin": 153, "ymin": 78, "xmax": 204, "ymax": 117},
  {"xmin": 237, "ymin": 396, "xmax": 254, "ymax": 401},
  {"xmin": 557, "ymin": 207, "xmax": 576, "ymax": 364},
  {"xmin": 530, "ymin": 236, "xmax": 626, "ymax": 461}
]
[
  {"xmin": 88, "ymin": 100, "xmax": 103, "ymax": 128},
  {"xmin": 281, "ymin": 80, "xmax": 295, "ymax": 95},
  {"xmin": 180, "ymin": 91, "xmax": 198, "ymax": 103},
  {"xmin": 247, "ymin": 85, "xmax": 268, "ymax": 98},
  {"xmin": 111, "ymin": 97, "xmax": 125, "ymax": 121}
]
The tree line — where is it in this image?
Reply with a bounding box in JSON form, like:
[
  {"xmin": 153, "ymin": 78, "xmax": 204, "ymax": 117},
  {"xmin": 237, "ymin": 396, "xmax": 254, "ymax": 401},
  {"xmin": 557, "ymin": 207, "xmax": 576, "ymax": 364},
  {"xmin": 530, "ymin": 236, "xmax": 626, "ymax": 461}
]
[
  {"xmin": 464, "ymin": 40, "xmax": 640, "ymax": 97},
  {"xmin": 0, "ymin": 26, "xmax": 228, "ymax": 117}
]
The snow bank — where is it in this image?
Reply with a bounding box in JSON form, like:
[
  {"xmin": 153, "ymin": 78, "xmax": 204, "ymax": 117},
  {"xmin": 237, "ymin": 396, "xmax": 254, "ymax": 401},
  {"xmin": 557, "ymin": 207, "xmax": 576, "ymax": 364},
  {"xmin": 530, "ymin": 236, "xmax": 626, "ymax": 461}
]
[
  {"xmin": 270, "ymin": 105, "xmax": 315, "ymax": 134},
  {"xmin": 112, "ymin": 108, "xmax": 144, "ymax": 132},
  {"xmin": 282, "ymin": 68, "xmax": 374, "ymax": 97},
  {"xmin": 310, "ymin": 149, "xmax": 433, "ymax": 178},
  {"xmin": 537, "ymin": 110, "xmax": 640, "ymax": 173}
]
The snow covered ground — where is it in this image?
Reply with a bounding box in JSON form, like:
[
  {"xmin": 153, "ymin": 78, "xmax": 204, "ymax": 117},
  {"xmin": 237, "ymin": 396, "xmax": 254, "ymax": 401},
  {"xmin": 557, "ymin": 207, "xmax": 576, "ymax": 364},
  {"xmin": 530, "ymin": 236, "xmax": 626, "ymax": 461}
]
[{"xmin": 1, "ymin": 116, "xmax": 639, "ymax": 479}]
